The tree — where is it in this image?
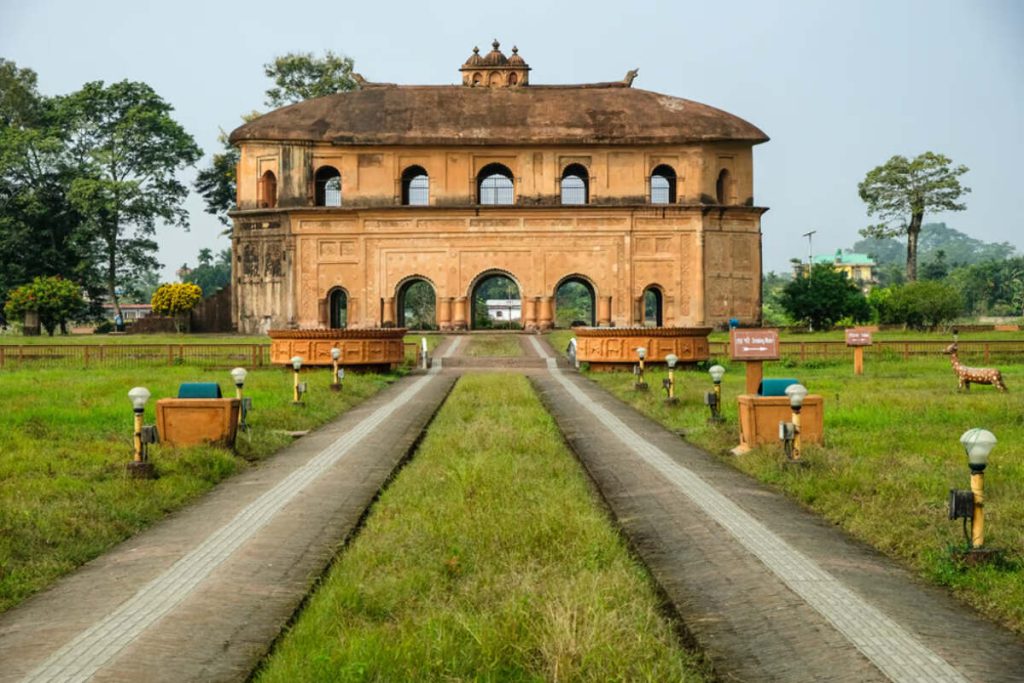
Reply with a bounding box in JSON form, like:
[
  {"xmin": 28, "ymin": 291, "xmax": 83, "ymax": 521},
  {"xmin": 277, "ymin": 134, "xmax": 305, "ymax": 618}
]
[
  {"xmin": 858, "ymin": 153, "xmax": 970, "ymax": 282},
  {"xmin": 179, "ymin": 247, "xmax": 231, "ymax": 296},
  {"xmin": 61, "ymin": 80, "xmax": 202, "ymax": 321},
  {"xmin": 0, "ymin": 60, "xmax": 100, "ymax": 317},
  {"xmin": 947, "ymin": 257, "xmax": 1024, "ymax": 316},
  {"xmin": 264, "ymin": 51, "xmax": 357, "ymax": 109},
  {"xmin": 195, "ymin": 50, "xmax": 358, "ymax": 227},
  {"xmin": 919, "ymin": 250, "xmax": 949, "ymax": 281},
  {"xmin": 4, "ymin": 276, "xmax": 84, "ymax": 335},
  {"xmin": 779, "ymin": 264, "xmax": 870, "ymax": 330},
  {"xmin": 878, "ymin": 281, "xmax": 963, "ymax": 329},
  {"xmin": 151, "ymin": 282, "xmax": 203, "ymax": 332}
]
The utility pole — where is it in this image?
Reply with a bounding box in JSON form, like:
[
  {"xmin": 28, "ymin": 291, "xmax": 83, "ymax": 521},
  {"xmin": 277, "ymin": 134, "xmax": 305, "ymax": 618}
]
[{"xmin": 802, "ymin": 230, "xmax": 817, "ymax": 268}]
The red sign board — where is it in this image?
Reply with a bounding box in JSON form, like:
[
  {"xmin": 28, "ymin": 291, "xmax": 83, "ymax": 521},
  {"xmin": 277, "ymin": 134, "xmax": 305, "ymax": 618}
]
[
  {"xmin": 730, "ymin": 328, "xmax": 780, "ymax": 361},
  {"xmin": 845, "ymin": 328, "xmax": 873, "ymax": 347}
]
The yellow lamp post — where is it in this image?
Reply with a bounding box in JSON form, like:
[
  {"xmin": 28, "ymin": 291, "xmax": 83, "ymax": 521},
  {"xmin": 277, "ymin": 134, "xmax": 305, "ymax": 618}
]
[
  {"xmin": 783, "ymin": 383, "xmax": 808, "ymax": 464},
  {"xmin": 127, "ymin": 386, "xmax": 156, "ymax": 479},
  {"xmin": 706, "ymin": 364, "xmax": 725, "ymax": 423},
  {"xmin": 634, "ymin": 346, "xmax": 648, "ymax": 391},
  {"xmin": 961, "ymin": 428, "xmax": 997, "ymax": 549},
  {"xmin": 291, "ymin": 356, "xmax": 305, "ymax": 405},
  {"xmin": 330, "ymin": 347, "xmax": 342, "ymax": 392},
  {"xmin": 230, "ymin": 367, "xmax": 248, "ymax": 430},
  {"xmin": 663, "ymin": 353, "xmax": 679, "ymax": 405}
]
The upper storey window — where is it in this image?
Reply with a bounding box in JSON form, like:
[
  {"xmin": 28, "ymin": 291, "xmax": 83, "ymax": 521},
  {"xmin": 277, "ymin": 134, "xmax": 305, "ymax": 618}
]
[
  {"xmin": 402, "ymin": 166, "xmax": 430, "ymax": 206},
  {"xmin": 315, "ymin": 166, "xmax": 341, "ymax": 207},
  {"xmin": 258, "ymin": 171, "xmax": 277, "ymax": 209},
  {"xmin": 650, "ymin": 165, "xmax": 677, "ymax": 204},
  {"xmin": 478, "ymin": 163, "xmax": 514, "ymax": 205},
  {"xmin": 716, "ymin": 169, "xmax": 731, "ymax": 205},
  {"xmin": 560, "ymin": 164, "xmax": 589, "ymax": 205}
]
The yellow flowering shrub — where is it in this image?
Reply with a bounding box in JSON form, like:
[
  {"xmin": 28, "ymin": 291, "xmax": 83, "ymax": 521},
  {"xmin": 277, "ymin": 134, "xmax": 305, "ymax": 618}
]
[{"xmin": 151, "ymin": 282, "xmax": 203, "ymax": 318}]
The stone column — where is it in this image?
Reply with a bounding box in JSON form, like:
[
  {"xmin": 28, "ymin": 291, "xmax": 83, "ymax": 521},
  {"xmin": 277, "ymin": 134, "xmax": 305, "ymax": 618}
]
[
  {"xmin": 453, "ymin": 296, "xmax": 468, "ymax": 330},
  {"xmin": 538, "ymin": 296, "xmax": 553, "ymax": 330},
  {"xmin": 382, "ymin": 297, "xmax": 395, "ymax": 327},
  {"xmin": 437, "ymin": 297, "xmax": 453, "ymax": 331},
  {"xmin": 634, "ymin": 296, "xmax": 645, "ymax": 326},
  {"xmin": 597, "ymin": 296, "xmax": 612, "ymax": 327},
  {"xmin": 523, "ymin": 297, "xmax": 538, "ymax": 331}
]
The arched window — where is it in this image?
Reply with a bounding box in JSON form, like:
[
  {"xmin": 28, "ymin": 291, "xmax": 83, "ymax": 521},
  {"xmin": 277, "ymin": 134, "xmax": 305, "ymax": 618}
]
[
  {"xmin": 643, "ymin": 286, "xmax": 663, "ymax": 327},
  {"xmin": 259, "ymin": 170, "xmax": 277, "ymax": 209},
  {"xmin": 716, "ymin": 169, "xmax": 731, "ymax": 205},
  {"xmin": 554, "ymin": 276, "xmax": 596, "ymax": 327},
  {"xmin": 650, "ymin": 165, "xmax": 676, "ymax": 205},
  {"xmin": 472, "ymin": 72, "xmax": 482, "ymax": 85},
  {"xmin": 508, "ymin": 72, "xmax": 518, "ymax": 86},
  {"xmin": 314, "ymin": 166, "xmax": 341, "ymax": 207},
  {"xmin": 560, "ymin": 164, "xmax": 589, "ymax": 205},
  {"xmin": 401, "ymin": 166, "xmax": 429, "ymax": 206},
  {"xmin": 477, "ymin": 163, "xmax": 514, "ymax": 205},
  {"xmin": 470, "ymin": 272, "xmax": 521, "ymax": 329},
  {"xmin": 397, "ymin": 278, "xmax": 436, "ymax": 329},
  {"xmin": 329, "ymin": 289, "xmax": 348, "ymax": 329}
]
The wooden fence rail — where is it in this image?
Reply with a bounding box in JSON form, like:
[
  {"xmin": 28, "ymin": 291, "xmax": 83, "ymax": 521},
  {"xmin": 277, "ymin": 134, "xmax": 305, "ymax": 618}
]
[
  {"xmin": 707, "ymin": 339, "xmax": 1024, "ymax": 362},
  {"xmin": 0, "ymin": 344, "xmax": 272, "ymax": 370}
]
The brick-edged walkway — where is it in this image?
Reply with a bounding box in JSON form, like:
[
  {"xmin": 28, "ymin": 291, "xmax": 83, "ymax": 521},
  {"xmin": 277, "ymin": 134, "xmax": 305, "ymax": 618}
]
[
  {"xmin": 0, "ymin": 360, "xmax": 456, "ymax": 683},
  {"xmin": 527, "ymin": 335, "xmax": 1024, "ymax": 683}
]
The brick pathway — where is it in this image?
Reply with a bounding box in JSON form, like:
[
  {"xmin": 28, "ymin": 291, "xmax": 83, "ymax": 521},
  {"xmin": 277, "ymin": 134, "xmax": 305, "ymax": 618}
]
[
  {"xmin": 0, "ymin": 354, "xmax": 457, "ymax": 683},
  {"xmin": 526, "ymin": 335, "xmax": 1024, "ymax": 682}
]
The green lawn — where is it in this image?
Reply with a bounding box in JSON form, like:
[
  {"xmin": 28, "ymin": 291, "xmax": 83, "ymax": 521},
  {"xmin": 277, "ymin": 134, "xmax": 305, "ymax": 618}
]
[
  {"xmin": 0, "ymin": 364, "xmax": 394, "ymax": 613},
  {"xmin": 464, "ymin": 333, "xmax": 523, "ymax": 357},
  {"xmin": 581, "ymin": 352, "xmax": 1024, "ymax": 633},
  {"xmin": 256, "ymin": 375, "xmax": 705, "ymax": 682}
]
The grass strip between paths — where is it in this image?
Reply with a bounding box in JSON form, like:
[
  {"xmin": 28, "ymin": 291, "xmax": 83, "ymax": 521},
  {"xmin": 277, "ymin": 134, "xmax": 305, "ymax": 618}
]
[
  {"xmin": 463, "ymin": 334, "xmax": 524, "ymax": 357},
  {"xmin": 0, "ymin": 364, "xmax": 395, "ymax": 613},
  {"xmin": 257, "ymin": 374, "xmax": 705, "ymax": 682}
]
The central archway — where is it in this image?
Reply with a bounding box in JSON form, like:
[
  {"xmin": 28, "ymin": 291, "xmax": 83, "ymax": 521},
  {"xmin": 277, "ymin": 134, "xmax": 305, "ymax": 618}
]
[
  {"xmin": 470, "ymin": 271, "xmax": 521, "ymax": 330},
  {"xmin": 554, "ymin": 275, "xmax": 595, "ymax": 327},
  {"xmin": 396, "ymin": 277, "xmax": 436, "ymax": 329},
  {"xmin": 643, "ymin": 285, "xmax": 663, "ymax": 327}
]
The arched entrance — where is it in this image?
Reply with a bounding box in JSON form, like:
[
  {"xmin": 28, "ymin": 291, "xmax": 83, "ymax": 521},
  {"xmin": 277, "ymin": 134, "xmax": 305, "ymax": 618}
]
[
  {"xmin": 328, "ymin": 288, "xmax": 348, "ymax": 329},
  {"xmin": 554, "ymin": 276, "xmax": 595, "ymax": 327},
  {"xmin": 642, "ymin": 286, "xmax": 663, "ymax": 327},
  {"xmin": 397, "ymin": 277, "xmax": 436, "ymax": 329},
  {"xmin": 470, "ymin": 272, "xmax": 521, "ymax": 329}
]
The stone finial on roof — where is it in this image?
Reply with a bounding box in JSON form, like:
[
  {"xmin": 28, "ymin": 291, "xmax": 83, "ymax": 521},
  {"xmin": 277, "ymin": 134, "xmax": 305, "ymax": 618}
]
[
  {"xmin": 483, "ymin": 39, "xmax": 509, "ymax": 66},
  {"xmin": 459, "ymin": 39, "xmax": 530, "ymax": 87},
  {"xmin": 507, "ymin": 46, "xmax": 526, "ymax": 66}
]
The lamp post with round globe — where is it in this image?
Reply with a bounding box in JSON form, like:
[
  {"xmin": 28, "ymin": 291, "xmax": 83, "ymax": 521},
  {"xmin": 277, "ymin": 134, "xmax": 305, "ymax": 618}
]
[
  {"xmin": 127, "ymin": 387, "xmax": 155, "ymax": 478},
  {"xmin": 663, "ymin": 353, "xmax": 679, "ymax": 405},
  {"xmin": 634, "ymin": 347, "xmax": 648, "ymax": 391},
  {"xmin": 705, "ymin": 364, "xmax": 725, "ymax": 423},
  {"xmin": 784, "ymin": 383, "xmax": 808, "ymax": 462},
  {"xmin": 961, "ymin": 428, "xmax": 997, "ymax": 549},
  {"xmin": 291, "ymin": 356, "xmax": 304, "ymax": 405},
  {"xmin": 230, "ymin": 367, "xmax": 248, "ymax": 430},
  {"xmin": 330, "ymin": 347, "xmax": 342, "ymax": 392}
]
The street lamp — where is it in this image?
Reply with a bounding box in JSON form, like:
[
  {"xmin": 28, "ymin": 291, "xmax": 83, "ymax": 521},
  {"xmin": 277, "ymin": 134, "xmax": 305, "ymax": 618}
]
[
  {"xmin": 330, "ymin": 347, "xmax": 342, "ymax": 392},
  {"xmin": 705, "ymin": 364, "xmax": 725, "ymax": 423},
  {"xmin": 634, "ymin": 347, "xmax": 648, "ymax": 391},
  {"xmin": 662, "ymin": 353, "xmax": 679, "ymax": 405},
  {"xmin": 780, "ymin": 383, "xmax": 808, "ymax": 463},
  {"xmin": 127, "ymin": 386, "xmax": 157, "ymax": 478},
  {"xmin": 230, "ymin": 367, "xmax": 250, "ymax": 430},
  {"xmin": 949, "ymin": 428, "xmax": 997, "ymax": 550},
  {"xmin": 291, "ymin": 356, "xmax": 306, "ymax": 405}
]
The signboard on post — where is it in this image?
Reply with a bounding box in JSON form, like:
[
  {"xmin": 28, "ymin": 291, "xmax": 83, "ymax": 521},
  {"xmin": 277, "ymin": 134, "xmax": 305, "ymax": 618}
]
[
  {"xmin": 730, "ymin": 328, "xmax": 780, "ymax": 396},
  {"xmin": 729, "ymin": 328, "xmax": 780, "ymax": 361},
  {"xmin": 845, "ymin": 328, "xmax": 873, "ymax": 347}
]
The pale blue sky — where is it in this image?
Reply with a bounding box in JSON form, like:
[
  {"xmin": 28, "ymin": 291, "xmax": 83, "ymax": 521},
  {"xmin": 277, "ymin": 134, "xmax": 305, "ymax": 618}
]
[{"xmin": 2, "ymin": 0, "xmax": 1021, "ymax": 279}]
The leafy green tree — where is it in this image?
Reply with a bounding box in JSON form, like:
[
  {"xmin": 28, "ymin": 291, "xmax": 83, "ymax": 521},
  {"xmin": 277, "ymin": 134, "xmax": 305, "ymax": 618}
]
[
  {"xmin": 4, "ymin": 276, "xmax": 84, "ymax": 335},
  {"xmin": 859, "ymin": 153, "xmax": 970, "ymax": 282},
  {"xmin": 919, "ymin": 250, "xmax": 949, "ymax": 281},
  {"xmin": 947, "ymin": 257, "xmax": 1024, "ymax": 316},
  {"xmin": 61, "ymin": 80, "xmax": 201, "ymax": 321},
  {"xmin": 852, "ymin": 223, "xmax": 1014, "ymax": 270},
  {"xmin": 0, "ymin": 60, "xmax": 99, "ymax": 318},
  {"xmin": 555, "ymin": 282, "xmax": 593, "ymax": 327},
  {"xmin": 401, "ymin": 281, "xmax": 436, "ymax": 329},
  {"xmin": 877, "ymin": 280, "xmax": 963, "ymax": 329},
  {"xmin": 779, "ymin": 264, "xmax": 870, "ymax": 330},
  {"xmin": 264, "ymin": 51, "xmax": 358, "ymax": 108},
  {"xmin": 179, "ymin": 247, "xmax": 232, "ymax": 296},
  {"xmin": 193, "ymin": 131, "xmax": 239, "ymax": 227}
]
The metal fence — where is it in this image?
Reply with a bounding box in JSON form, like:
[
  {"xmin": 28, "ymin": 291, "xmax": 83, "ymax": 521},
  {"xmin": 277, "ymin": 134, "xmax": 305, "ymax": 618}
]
[
  {"xmin": 0, "ymin": 344, "xmax": 271, "ymax": 370},
  {"xmin": 708, "ymin": 340, "xmax": 1024, "ymax": 362}
]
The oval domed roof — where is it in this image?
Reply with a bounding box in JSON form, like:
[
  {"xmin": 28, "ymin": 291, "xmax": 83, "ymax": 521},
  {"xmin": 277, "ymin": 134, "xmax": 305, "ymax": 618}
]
[{"xmin": 229, "ymin": 84, "xmax": 769, "ymax": 147}]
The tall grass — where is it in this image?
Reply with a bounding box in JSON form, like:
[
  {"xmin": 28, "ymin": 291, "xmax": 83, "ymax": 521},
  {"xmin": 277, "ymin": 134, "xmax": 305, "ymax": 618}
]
[
  {"xmin": 257, "ymin": 375, "xmax": 705, "ymax": 682},
  {"xmin": 0, "ymin": 365, "xmax": 393, "ymax": 612},
  {"xmin": 464, "ymin": 334, "xmax": 523, "ymax": 357},
  {"xmin": 583, "ymin": 352, "xmax": 1024, "ymax": 632}
]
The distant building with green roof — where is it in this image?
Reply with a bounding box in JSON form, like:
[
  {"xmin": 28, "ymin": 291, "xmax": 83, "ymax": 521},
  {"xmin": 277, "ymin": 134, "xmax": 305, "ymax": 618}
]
[{"xmin": 794, "ymin": 249, "xmax": 876, "ymax": 292}]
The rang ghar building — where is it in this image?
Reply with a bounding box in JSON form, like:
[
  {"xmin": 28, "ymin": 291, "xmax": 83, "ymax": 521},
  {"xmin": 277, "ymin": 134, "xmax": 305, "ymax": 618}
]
[{"xmin": 228, "ymin": 41, "xmax": 769, "ymax": 334}]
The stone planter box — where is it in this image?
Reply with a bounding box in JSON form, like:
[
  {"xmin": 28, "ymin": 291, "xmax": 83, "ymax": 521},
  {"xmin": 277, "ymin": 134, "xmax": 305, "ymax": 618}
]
[
  {"xmin": 735, "ymin": 394, "xmax": 824, "ymax": 453},
  {"xmin": 156, "ymin": 398, "xmax": 241, "ymax": 448},
  {"xmin": 268, "ymin": 328, "xmax": 407, "ymax": 369},
  {"xmin": 574, "ymin": 327, "xmax": 712, "ymax": 371}
]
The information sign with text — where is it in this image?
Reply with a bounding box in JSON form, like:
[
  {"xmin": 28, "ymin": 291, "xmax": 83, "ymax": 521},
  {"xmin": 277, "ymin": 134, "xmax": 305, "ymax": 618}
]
[{"xmin": 729, "ymin": 328, "xmax": 780, "ymax": 361}]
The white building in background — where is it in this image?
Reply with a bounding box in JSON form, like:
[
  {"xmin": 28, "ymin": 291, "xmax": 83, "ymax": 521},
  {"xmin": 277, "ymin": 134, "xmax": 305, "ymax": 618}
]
[{"xmin": 485, "ymin": 299, "xmax": 521, "ymax": 322}]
